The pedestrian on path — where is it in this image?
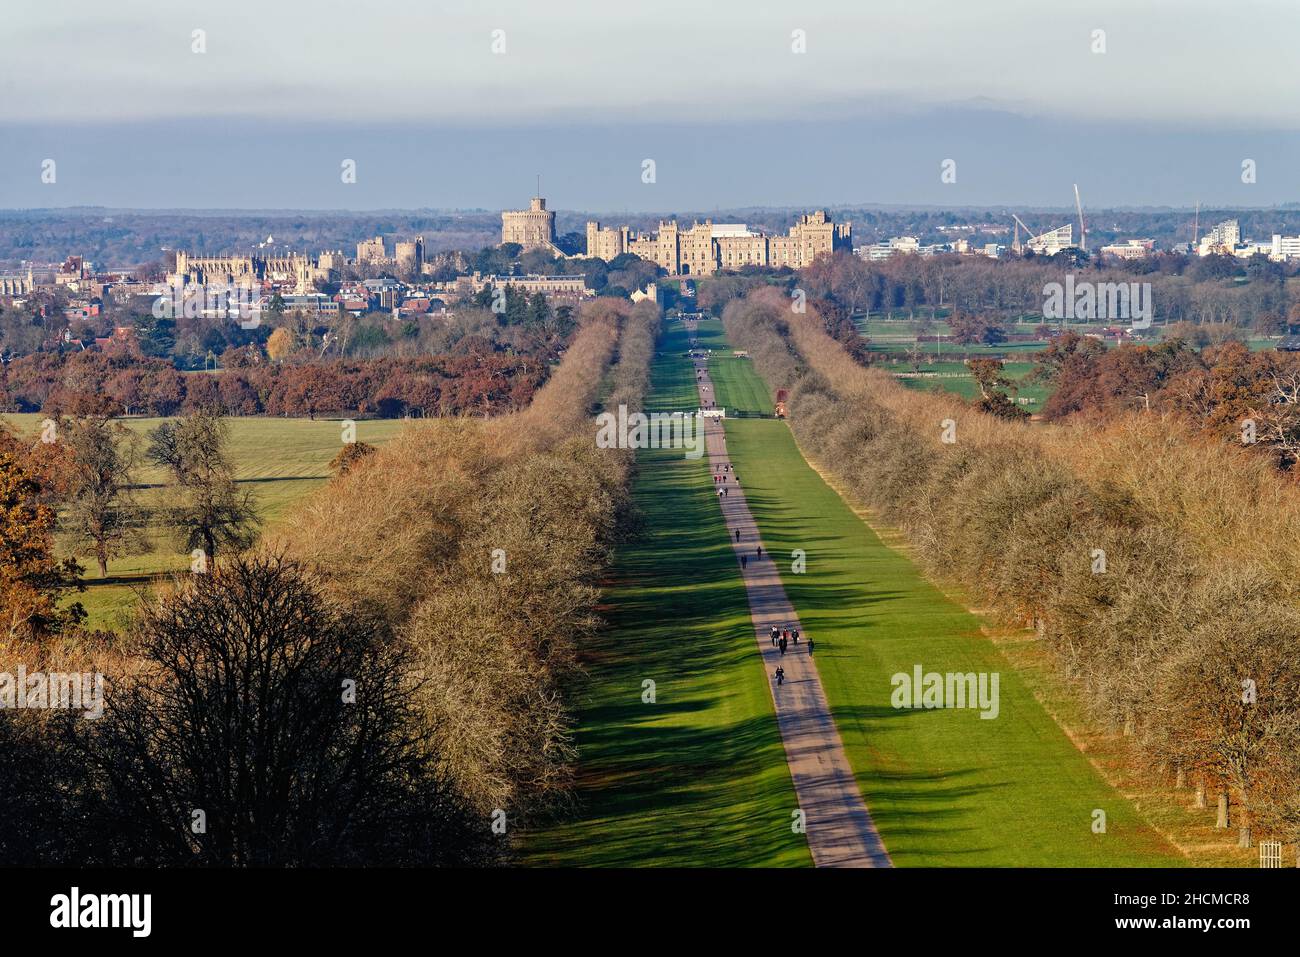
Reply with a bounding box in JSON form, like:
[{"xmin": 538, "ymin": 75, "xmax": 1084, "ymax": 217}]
[
  {"xmin": 741, "ymin": 555, "xmax": 747, "ymax": 569},
  {"xmin": 756, "ymin": 545, "xmax": 762, "ymax": 558},
  {"xmin": 779, "ymin": 636, "xmax": 787, "ymax": 656},
  {"xmin": 807, "ymin": 637, "xmax": 815, "ymax": 655},
  {"xmin": 774, "ymin": 666, "xmax": 785, "ymax": 687},
  {"xmin": 735, "ymin": 529, "xmax": 741, "ymax": 542},
  {"xmin": 792, "ymin": 628, "xmax": 799, "ymax": 645},
  {"xmin": 770, "ymin": 625, "xmax": 778, "ymax": 645}
]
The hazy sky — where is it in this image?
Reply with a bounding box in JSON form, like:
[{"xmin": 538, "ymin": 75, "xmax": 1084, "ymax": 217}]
[{"xmin": 2, "ymin": 0, "xmax": 1298, "ymax": 209}]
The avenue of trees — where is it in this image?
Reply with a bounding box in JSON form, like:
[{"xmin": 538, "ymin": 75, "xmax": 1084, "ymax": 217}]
[
  {"xmin": 725, "ymin": 286, "xmax": 1300, "ymax": 851},
  {"xmin": 0, "ymin": 298, "xmax": 661, "ymax": 865}
]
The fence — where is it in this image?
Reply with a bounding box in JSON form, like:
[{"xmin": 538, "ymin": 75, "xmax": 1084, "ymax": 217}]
[{"xmin": 1260, "ymin": 841, "xmax": 1283, "ymax": 868}]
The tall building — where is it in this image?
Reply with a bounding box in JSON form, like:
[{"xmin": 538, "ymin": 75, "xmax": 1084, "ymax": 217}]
[
  {"xmin": 501, "ymin": 196, "xmax": 560, "ymax": 253},
  {"xmin": 356, "ymin": 236, "xmax": 387, "ymax": 264},
  {"xmin": 395, "ymin": 236, "xmax": 425, "ymax": 273},
  {"xmin": 586, "ymin": 210, "xmax": 851, "ymax": 275},
  {"xmin": 1198, "ymin": 219, "xmax": 1240, "ymax": 255}
]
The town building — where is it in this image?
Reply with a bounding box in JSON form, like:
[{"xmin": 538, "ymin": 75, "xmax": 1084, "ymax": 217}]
[
  {"xmin": 586, "ymin": 210, "xmax": 851, "ymax": 275},
  {"xmin": 0, "ymin": 268, "xmax": 34, "ymax": 296},
  {"xmin": 1198, "ymin": 219, "xmax": 1240, "ymax": 256},
  {"xmin": 1026, "ymin": 224, "xmax": 1075, "ymax": 256},
  {"xmin": 171, "ymin": 251, "xmax": 327, "ymax": 294},
  {"xmin": 1100, "ymin": 239, "xmax": 1155, "ymax": 260},
  {"xmin": 436, "ymin": 271, "xmax": 591, "ymax": 304}
]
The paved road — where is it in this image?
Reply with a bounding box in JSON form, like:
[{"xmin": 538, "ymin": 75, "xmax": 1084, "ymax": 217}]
[{"xmin": 687, "ymin": 320, "xmax": 892, "ymax": 868}]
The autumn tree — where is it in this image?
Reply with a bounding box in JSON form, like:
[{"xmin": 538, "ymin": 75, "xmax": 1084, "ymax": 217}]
[
  {"xmin": 147, "ymin": 409, "xmax": 259, "ymax": 564},
  {"xmin": 0, "ymin": 450, "xmax": 83, "ymax": 640},
  {"xmin": 1154, "ymin": 572, "xmax": 1300, "ymax": 848},
  {"xmin": 949, "ymin": 312, "xmax": 1005, "ymax": 345},
  {"xmin": 967, "ymin": 358, "xmax": 1029, "ymax": 420},
  {"xmin": 61, "ymin": 417, "xmax": 150, "ymax": 577},
  {"xmin": 265, "ymin": 326, "xmax": 295, "ymax": 362}
]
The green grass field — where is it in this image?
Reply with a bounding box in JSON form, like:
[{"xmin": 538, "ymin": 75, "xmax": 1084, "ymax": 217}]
[
  {"xmin": 2, "ymin": 413, "xmax": 407, "ymax": 629},
  {"xmin": 705, "ymin": 330, "xmax": 1184, "ymax": 866},
  {"xmin": 690, "ymin": 317, "xmax": 774, "ymax": 415},
  {"xmin": 521, "ymin": 320, "xmax": 809, "ymax": 867},
  {"xmin": 887, "ymin": 360, "xmax": 1053, "ymax": 408}
]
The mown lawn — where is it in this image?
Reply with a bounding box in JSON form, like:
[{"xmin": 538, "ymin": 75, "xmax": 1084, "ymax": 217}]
[
  {"xmin": 691, "ymin": 317, "xmax": 774, "ymax": 415},
  {"xmin": 707, "ymin": 332, "xmax": 1184, "ymax": 867},
  {"xmin": 2, "ymin": 413, "xmax": 407, "ymax": 630},
  {"xmin": 520, "ymin": 320, "xmax": 809, "ymax": 867},
  {"xmin": 888, "ymin": 360, "xmax": 1053, "ymax": 408}
]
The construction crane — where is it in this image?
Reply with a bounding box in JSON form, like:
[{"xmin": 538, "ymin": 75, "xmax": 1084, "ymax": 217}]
[
  {"xmin": 1011, "ymin": 214, "xmax": 1038, "ymax": 254},
  {"xmin": 1073, "ymin": 184, "xmax": 1086, "ymax": 252}
]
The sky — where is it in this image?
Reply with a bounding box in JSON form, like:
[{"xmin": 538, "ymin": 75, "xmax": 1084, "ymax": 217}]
[{"xmin": 1, "ymin": 0, "xmax": 1297, "ymax": 210}]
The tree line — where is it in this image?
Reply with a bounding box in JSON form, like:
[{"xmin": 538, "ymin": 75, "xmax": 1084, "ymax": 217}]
[
  {"xmin": 791, "ymin": 250, "xmax": 1296, "ymax": 333},
  {"xmin": 1, "ymin": 349, "xmax": 546, "ymax": 419},
  {"xmin": 1035, "ymin": 333, "xmax": 1300, "ymax": 473}
]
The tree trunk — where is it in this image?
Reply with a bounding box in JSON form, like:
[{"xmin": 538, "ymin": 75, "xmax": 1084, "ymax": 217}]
[
  {"xmin": 1123, "ymin": 714, "xmax": 1135, "ymax": 737},
  {"xmin": 1216, "ymin": 792, "xmax": 1230, "ymax": 829},
  {"xmin": 1238, "ymin": 826, "xmax": 1251, "ymax": 849},
  {"xmin": 1194, "ymin": 783, "xmax": 1206, "ymax": 808},
  {"xmin": 1175, "ymin": 767, "xmax": 1186, "ymax": 789}
]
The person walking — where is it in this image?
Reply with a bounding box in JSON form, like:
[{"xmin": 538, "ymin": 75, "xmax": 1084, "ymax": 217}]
[
  {"xmin": 741, "ymin": 554, "xmax": 747, "ymax": 569},
  {"xmin": 792, "ymin": 627, "xmax": 799, "ymax": 645},
  {"xmin": 735, "ymin": 529, "xmax": 741, "ymax": 543},
  {"xmin": 807, "ymin": 637, "xmax": 815, "ymax": 656},
  {"xmin": 756, "ymin": 545, "xmax": 762, "ymax": 559},
  {"xmin": 779, "ymin": 636, "xmax": 787, "ymax": 656},
  {"xmin": 770, "ymin": 625, "xmax": 779, "ymax": 645},
  {"xmin": 774, "ymin": 666, "xmax": 785, "ymax": 687}
]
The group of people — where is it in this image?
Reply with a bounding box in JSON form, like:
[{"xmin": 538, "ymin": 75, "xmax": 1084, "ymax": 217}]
[
  {"xmin": 715, "ymin": 463, "xmax": 739, "ymax": 499},
  {"xmin": 770, "ymin": 624, "xmax": 814, "ymax": 687}
]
